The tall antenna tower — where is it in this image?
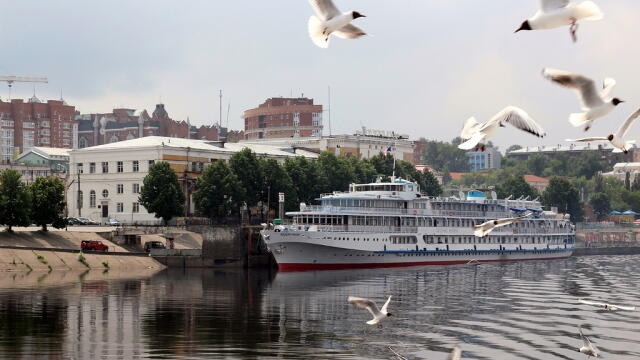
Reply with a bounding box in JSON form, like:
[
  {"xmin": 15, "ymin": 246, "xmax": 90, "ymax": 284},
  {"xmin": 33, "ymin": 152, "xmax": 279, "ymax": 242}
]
[
  {"xmin": 327, "ymin": 86, "xmax": 332, "ymax": 136},
  {"xmin": 218, "ymin": 89, "xmax": 223, "ymax": 128}
]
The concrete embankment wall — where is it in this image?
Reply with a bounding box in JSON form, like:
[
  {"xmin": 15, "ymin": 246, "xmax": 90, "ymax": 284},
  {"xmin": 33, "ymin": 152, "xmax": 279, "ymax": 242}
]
[{"xmin": 573, "ymin": 247, "xmax": 640, "ymax": 257}]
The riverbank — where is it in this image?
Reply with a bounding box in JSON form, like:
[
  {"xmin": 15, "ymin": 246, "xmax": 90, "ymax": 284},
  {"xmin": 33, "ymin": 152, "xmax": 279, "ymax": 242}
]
[
  {"xmin": 0, "ymin": 230, "xmax": 163, "ymax": 272},
  {"xmin": 573, "ymin": 246, "xmax": 640, "ymax": 256}
]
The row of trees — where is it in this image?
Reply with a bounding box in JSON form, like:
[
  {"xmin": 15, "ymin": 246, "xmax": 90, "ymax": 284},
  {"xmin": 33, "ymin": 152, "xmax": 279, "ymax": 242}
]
[
  {"xmin": 139, "ymin": 150, "xmax": 443, "ymax": 223},
  {"xmin": 0, "ymin": 170, "xmax": 66, "ymax": 232}
]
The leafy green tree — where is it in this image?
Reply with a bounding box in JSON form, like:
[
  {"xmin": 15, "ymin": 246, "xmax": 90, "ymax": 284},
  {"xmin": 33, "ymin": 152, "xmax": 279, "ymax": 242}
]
[
  {"xmin": 506, "ymin": 145, "xmax": 522, "ymax": 153},
  {"xmin": 542, "ymin": 177, "xmax": 584, "ymax": 222},
  {"xmin": 496, "ymin": 175, "xmax": 539, "ymax": 200},
  {"xmin": 229, "ymin": 148, "xmax": 264, "ymax": 208},
  {"xmin": 589, "ymin": 193, "xmax": 611, "ymax": 220},
  {"xmin": 346, "ymin": 156, "xmax": 377, "ymax": 184},
  {"xmin": 419, "ymin": 170, "xmax": 442, "ymax": 196},
  {"xmin": 0, "ymin": 169, "xmax": 31, "ymax": 232},
  {"xmin": 526, "ymin": 155, "xmax": 549, "ymax": 176},
  {"xmin": 194, "ymin": 161, "xmax": 245, "ymax": 219},
  {"xmin": 632, "ymin": 174, "xmax": 640, "ymax": 192},
  {"xmin": 573, "ymin": 152, "xmax": 606, "ymax": 179},
  {"xmin": 442, "ymin": 167, "xmax": 452, "ymax": 185},
  {"xmin": 421, "ymin": 139, "xmax": 470, "ymax": 172},
  {"xmin": 29, "ymin": 177, "xmax": 66, "ymax": 231},
  {"xmin": 261, "ymin": 158, "xmax": 297, "ymax": 212},
  {"xmin": 139, "ymin": 161, "xmax": 185, "ymax": 225},
  {"xmin": 317, "ymin": 152, "xmax": 356, "ymax": 193},
  {"xmin": 284, "ymin": 156, "xmax": 326, "ymax": 204},
  {"xmin": 367, "ymin": 153, "xmax": 394, "ymax": 176}
]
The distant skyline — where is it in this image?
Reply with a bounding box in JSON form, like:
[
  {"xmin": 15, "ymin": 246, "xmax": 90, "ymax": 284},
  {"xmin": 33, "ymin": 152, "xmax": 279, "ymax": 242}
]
[{"xmin": 1, "ymin": 0, "xmax": 639, "ymax": 149}]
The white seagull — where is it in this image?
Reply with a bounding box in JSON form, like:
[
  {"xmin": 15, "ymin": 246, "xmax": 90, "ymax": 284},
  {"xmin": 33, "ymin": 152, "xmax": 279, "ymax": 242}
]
[
  {"xmin": 515, "ymin": 0, "xmax": 603, "ymax": 42},
  {"xmin": 566, "ymin": 109, "xmax": 640, "ymax": 154},
  {"xmin": 579, "ymin": 299, "xmax": 637, "ymax": 311},
  {"xmin": 473, "ymin": 214, "xmax": 531, "ymax": 238},
  {"xmin": 348, "ymin": 296, "xmax": 392, "ymax": 325},
  {"xmin": 308, "ymin": 0, "xmax": 367, "ymax": 48},
  {"xmin": 543, "ymin": 68, "xmax": 623, "ymax": 131},
  {"xmin": 578, "ymin": 326, "xmax": 600, "ymax": 358},
  {"xmin": 458, "ymin": 107, "xmax": 546, "ymax": 151}
]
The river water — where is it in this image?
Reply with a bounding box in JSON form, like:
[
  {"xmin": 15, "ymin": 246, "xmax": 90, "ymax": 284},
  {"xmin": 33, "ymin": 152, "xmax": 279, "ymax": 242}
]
[{"xmin": 0, "ymin": 255, "xmax": 638, "ymax": 359}]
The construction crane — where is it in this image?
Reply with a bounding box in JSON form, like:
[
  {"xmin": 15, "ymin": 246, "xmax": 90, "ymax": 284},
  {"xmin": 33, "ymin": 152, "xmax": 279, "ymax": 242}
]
[{"xmin": 0, "ymin": 76, "xmax": 48, "ymax": 101}]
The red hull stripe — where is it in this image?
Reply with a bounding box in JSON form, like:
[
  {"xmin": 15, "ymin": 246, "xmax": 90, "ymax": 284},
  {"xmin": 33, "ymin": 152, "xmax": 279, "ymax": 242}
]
[{"xmin": 277, "ymin": 256, "xmax": 571, "ymax": 272}]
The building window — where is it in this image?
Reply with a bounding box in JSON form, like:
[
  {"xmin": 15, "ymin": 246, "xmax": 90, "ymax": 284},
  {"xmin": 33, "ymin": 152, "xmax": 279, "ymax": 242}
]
[
  {"xmin": 102, "ymin": 162, "xmax": 109, "ymax": 173},
  {"xmin": 90, "ymin": 190, "xmax": 96, "ymax": 208},
  {"xmin": 117, "ymin": 184, "xmax": 124, "ymax": 194},
  {"xmin": 77, "ymin": 163, "xmax": 83, "ymax": 174},
  {"xmin": 117, "ymin": 203, "xmax": 123, "ymax": 213},
  {"xmin": 40, "ymin": 121, "xmax": 50, "ymax": 128},
  {"xmin": 132, "ymin": 183, "xmax": 140, "ymax": 194},
  {"xmin": 79, "ymin": 137, "xmax": 88, "ymax": 148},
  {"xmin": 1, "ymin": 120, "xmax": 14, "ymax": 127},
  {"xmin": 132, "ymin": 160, "xmax": 139, "ymax": 172},
  {"xmin": 89, "ymin": 162, "xmax": 96, "ymax": 174},
  {"xmin": 132, "ymin": 202, "xmax": 140, "ymax": 213},
  {"xmin": 148, "ymin": 160, "xmax": 155, "ymax": 167},
  {"xmin": 117, "ymin": 161, "xmax": 123, "ymax": 173},
  {"xmin": 102, "ymin": 189, "xmax": 109, "ymax": 198},
  {"xmin": 63, "ymin": 131, "xmax": 71, "ymax": 138},
  {"xmin": 77, "ymin": 190, "xmax": 83, "ymax": 209},
  {"xmin": 40, "ymin": 137, "xmax": 50, "ymax": 144},
  {"xmin": 110, "ymin": 135, "xmax": 119, "ymax": 143},
  {"xmin": 23, "ymin": 122, "xmax": 34, "ymax": 128}
]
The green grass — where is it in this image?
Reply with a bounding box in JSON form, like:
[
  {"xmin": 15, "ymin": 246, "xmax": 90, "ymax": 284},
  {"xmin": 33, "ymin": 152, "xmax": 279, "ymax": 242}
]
[
  {"xmin": 78, "ymin": 253, "xmax": 90, "ymax": 269},
  {"xmin": 35, "ymin": 254, "xmax": 48, "ymax": 265},
  {"xmin": 101, "ymin": 261, "xmax": 109, "ymax": 269}
]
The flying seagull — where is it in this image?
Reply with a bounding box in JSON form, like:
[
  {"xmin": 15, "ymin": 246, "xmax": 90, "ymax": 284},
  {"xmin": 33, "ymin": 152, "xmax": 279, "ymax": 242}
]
[
  {"xmin": 473, "ymin": 214, "xmax": 532, "ymax": 238},
  {"xmin": 515, "ymin": 0, "xmax": 603, "ymax": 42},
  {"xmin": 348, "ymin": 296, "xmax": 392, "ymax": 325},
  {"xmin": 308, "ymin": 0, "xmax": 366, "ymax": 48},
  {"xmin": 388, "ymin": 345, "xmax": 462, "ymax": 360},
  {"xmin": 566, "ymin": 109, "xmax": 640, "ymax": 154},
  {"xmin": 578, "ymin": 326, "xmax": 600, "ymax": 358},
  {"xmin": 543, "ymin": 68, "xmax": 623, "ymax": 131},
  {"xmin": 458, "ymin": 107, "xmax": 546, "ymax": 151},
  {"xmin": 579, "ymin": 299, "xmax": 637, "ymax": 311}
]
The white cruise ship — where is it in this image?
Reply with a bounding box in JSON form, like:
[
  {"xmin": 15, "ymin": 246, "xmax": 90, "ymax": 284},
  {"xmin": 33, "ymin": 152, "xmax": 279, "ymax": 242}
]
[{"xmin": 260, "ymin": 178, "xmax": 575, "ymax": 271}]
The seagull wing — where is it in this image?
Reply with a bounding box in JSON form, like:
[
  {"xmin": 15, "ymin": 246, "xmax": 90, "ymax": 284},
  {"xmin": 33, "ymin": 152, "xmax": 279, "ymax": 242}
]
[
  {"xmin": 334, "ymin": 24, "xmax": 367, "ymax": 39},
  {"xmin": 380, "ymin": 296, "xmax": 392, "ymax": 314},
  {"xmin": 601, "ymin": 77, "xmax": 617, "ymax": 99},
  {"xmin": 458, "ymin": 132, "xmax": 486, "ymax": 150},
  {"xmin": 540, "ymin": 0, "xmax": 571, "ymax": 12},
  {"xmin": 616, "ymin": 108, "xmax": 640, "ymax": 138},
  {"xmin": 495, "ymin": 214, "xmax": 530, "ymax": 228},
  {"xmin": 473, "ymin": 221, "xmax": 494, "ymax": 237},
  {"xmin": 579, "ymin": 299, "xmax": 606, "ymax": 307},
  {"xmin": 461, "ymin": 116, "xmax": 482, "ymax": 140},
  {"xmin": 388, "ymin": 346, "xmax": 409, "ymax": 360},
  {"xmin": 612, "ymin": 304, "xmax": 637, "ymax": 311},
  {"xmin": 309, "ymin": 0, "xmax": 341, "ymax": 20},
  {"xmin": 488, "ymin": 106, "xmax": 546, "ymax": 138},
  {"xmin": 543, "ymin": 68, "xmax": 603, "ymax": 109},
  {"xmin": 579, "ymin": 328, "xmax": 599, "ymax": 353},
  {"xmin": 447, "ymin": 346, "xmax": 462, "ymax": 360},
  {"xmin": 348, "ymin": 296, "xmax": 381, "ymax": 317},
  {"xmin": 565, "ymin": 137, "xmax": 608, "ymax": 142}
]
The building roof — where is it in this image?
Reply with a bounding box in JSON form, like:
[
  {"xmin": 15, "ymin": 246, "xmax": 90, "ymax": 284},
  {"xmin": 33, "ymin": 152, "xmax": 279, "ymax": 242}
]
[
  {"xmin": 523, "ymin": 174, "xmax": 549, "ymax": 183},
  {"xmin": 613, "ymin": 162, "xmax": 640, "ymax": 169},
  {"xmin": 17, "ymin": 147, "xmax": 71, "ymax": 160},
  {"xmin": 71, "ymin": 136, "xmax": 318, "ymax": 159},
  {"xmin": 509, "ymin": 142, "xmax": 618, "ymax": 154}
]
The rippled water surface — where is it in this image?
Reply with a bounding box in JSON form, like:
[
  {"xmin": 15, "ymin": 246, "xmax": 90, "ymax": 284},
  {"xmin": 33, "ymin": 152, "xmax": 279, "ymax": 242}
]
[{"xmin": 0, "ymin": 256, "xmax": 638, "ymax": 359}]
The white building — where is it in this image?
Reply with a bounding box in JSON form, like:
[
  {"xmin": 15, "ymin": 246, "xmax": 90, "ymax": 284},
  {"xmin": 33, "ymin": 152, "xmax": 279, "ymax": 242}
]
[
  {"xmin": 602, "ymin": 162, "xmax": 640, "ymax": 181},
  {"xmin": 241, "ymin": 128, "xmax": 415, "ymax": 163},
  {"xmin": 67, "ymin": 136, "xmax": 317, "ymax": 224}
]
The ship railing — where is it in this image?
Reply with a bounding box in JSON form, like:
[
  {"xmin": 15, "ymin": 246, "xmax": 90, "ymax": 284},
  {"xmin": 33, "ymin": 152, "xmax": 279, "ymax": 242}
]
[{"xmin": 300, "ymin": 205, "xmax": 559, "ymax": 219}]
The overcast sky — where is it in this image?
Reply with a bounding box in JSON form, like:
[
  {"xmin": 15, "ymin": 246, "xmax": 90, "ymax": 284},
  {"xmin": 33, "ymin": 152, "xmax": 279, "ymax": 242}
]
[{"xmin": 1, "ymin": 1, "xmax": 638, "ymax": 149}]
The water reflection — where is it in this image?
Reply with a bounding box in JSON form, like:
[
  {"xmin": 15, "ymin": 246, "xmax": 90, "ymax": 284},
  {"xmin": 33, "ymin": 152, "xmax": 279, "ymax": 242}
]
[{"xmin": 0, "ymin": 257, "xmax": 637, "ymax": 359}]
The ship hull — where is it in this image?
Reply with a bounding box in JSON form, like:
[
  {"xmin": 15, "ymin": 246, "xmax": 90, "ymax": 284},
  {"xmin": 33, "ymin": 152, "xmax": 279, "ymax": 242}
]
[{"xmin": 267, "ymin": 241, "xmax": 574, "ymax": 272}]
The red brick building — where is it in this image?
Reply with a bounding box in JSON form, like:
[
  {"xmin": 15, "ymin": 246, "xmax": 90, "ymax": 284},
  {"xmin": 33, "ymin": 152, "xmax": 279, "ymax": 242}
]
[
  {"xmin": 76, "ymin": 103, "xmax": 222, "ymax": 148},
  {"xmin": 0, "ymin": 96, "xmax": 77, "ymax": 160},
  {"xmin": 243, "ymin": 97, "xmax": 323, "ymax": 140}
]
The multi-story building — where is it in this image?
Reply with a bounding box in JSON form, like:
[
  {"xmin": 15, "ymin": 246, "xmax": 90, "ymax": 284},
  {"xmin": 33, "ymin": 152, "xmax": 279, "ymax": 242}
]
[
  {"xmin": 75, "ymin": 104, "xmax": 222, "ymax": 148},
  {"xmin": 16, "ymin": 146, "xmax": 70, "ymax": 174},
  {"xmin": 243, "ymin": 97, "xmax": 323, "ymax": 140},
  {"xmin": 602, "ymin": 162, "xmax": 640, "ymax": 181},
  {"xmin": 0, "ymin": 97, "xmax": 77, "ymax": 159},
  {"xmin": 67, "ymin": 136, "xmax": 318, "ymax": 224},
  {"xmin": 241, "ymin": 127, "xmax": 415, "ymax": 163},
  {"xmin": 0, "ymin": 161, "xmax": 53, "ymax": 185},
  {"xmin": 507, "ymin": 142, "xmax": 636, "ymax": 166},
  {"xmin": 466, "ymin": 148, "xmax": 502, "ymax": 171}
]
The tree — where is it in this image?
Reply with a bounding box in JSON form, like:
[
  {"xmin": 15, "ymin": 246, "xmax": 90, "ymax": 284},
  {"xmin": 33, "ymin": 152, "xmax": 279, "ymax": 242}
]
[
  {"xmin": 261, "ymin": 158, "xmax": 297, "ymax": 212},
  {"xmin": 496, "ymin": 175, "xmax": 539, "ymax": 200},
  {"xmin": 542, "ymin": 177, "xmax": 584, "ymax": 222},
  {"xmin": 0, "ymin": 169, "xmax": 31, "ymax": 232},
  {"xmin": 632, "ymin": 174, "xmax": 640, "ymax": 192},
  {"xmin": 139, "ymin": 161, "xmax": 185, "ymax": 225},
  {"xmin": 229, "ymin": 148, "xmax": 264, "ymax": 208},
  {"xmin": 589, "ymin": 193, "xmax": 611, "ymax": 220},
  {"xmin": 346, "ymin": 156, "xmax": 377, "ymax": 184},
  {"xmin": 194, "ymin": 161, "xmax": 245, "ymax": 219},
  {"xmin": 442, "ymin": 167, "xmax": 452, "ymax": 185},
  {"xmin": 421, "ymin": 140, "xmax": 470, "ymax": 172},
  {"xmin": 284, "ymin": 156, "xmax": 326, "ymax": 204},
  {"xmin": 317, "ymin": 152, "xmax": 356, "ymax": 193},
  {"xmin": 506, "ymin": 144, "xmax": 523, "ymax": 153},
  {"xmin": 29, "ymin": 177, "xmax": 66, "ymax": 231},
  {"xmin": 419, "ymin": 169, "xmax": 442, "ymax": 196},
  {"xmin": 526, "ymin": 155, "xmax": 549, "ymax": 176}
]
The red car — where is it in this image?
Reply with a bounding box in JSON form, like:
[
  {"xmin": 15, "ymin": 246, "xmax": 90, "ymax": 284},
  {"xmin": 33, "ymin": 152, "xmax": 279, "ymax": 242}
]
[{"xmin": 81, "ymin": 240, "xmax": 109, "ymax": 252}]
